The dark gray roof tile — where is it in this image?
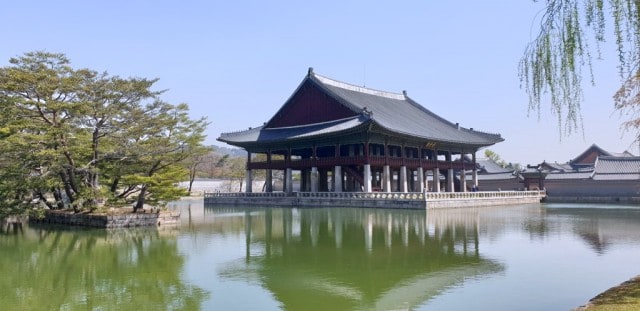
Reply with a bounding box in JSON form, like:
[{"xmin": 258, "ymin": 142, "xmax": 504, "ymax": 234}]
[
  {"xmin": 312, "ymin": 73, "xmax": 503, "ymax": 146},
  {"xmin": 593, "ymin": 156, "xmax": 640, "ymax": 180},
  {"xmin": 220, "ymin": 116, "xmax": 367, "ymax": 144}
]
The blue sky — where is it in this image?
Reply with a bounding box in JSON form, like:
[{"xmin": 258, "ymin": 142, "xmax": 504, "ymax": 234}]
[{"xmin": 2, "ymin": 1, "xmax": 637, "ymax": 164}]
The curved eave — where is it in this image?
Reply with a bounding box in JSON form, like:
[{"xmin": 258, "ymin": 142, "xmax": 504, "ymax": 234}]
[
  {"xmin": 369, "ymin": 122, "xmax": 504, "ymax": 149},
  {"xmin": 218, "ymin": 116, "xmax": 369, "ymax": 148}
]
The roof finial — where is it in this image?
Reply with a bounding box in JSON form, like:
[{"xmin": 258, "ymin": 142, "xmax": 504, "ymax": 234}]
[
  {"xmin": 308, "ymin": 67, "xmax": 314, "ymax": 76},
  {"xmin": 402, "ymin": 90, "xmax": 407, "ymax": 96}
]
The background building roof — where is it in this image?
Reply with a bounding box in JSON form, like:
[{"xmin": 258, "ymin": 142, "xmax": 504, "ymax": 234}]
[{"xmin": 592, "ymin": 156, "xmax": 640, "ymax": 180}]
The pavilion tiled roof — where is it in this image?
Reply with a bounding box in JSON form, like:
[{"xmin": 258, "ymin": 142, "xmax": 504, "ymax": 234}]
[
  {"xmin": 219, "ymin": 69, "xmax": 504, "ymax": 148},
  {"xmin": 311, "ymin": 72, "xmax": 503, "ymax": 146},
  {"xmin": 217, "ymin": 115, "xmax": 368, "ymax": 144}
]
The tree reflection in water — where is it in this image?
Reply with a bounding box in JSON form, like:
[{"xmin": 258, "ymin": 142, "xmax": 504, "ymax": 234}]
[
  {"xmin": 211, "ymin": 207, "xmax": 503, "ymax": 311},
  {"xmin": 0, "ymin": 226, "xmax": 208, "ymax": 311}
]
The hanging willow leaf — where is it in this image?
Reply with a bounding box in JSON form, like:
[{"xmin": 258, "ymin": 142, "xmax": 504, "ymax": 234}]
[{"xmin": 521, "ymin": 0, "xmax": 640, "ymax": 140}]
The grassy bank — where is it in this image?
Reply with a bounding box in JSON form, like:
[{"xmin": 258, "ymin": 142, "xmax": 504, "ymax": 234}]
[{"xmin": 575, "ymin": 276, "xmax": 640, "ymax": 310}]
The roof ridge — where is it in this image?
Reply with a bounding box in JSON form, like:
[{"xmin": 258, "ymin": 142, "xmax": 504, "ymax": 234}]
[
  {"xmin": 311, "ymin": 71, "xmax": 406, "ymax": 100},
  {"xmin": 599, "ymin": 155, "xmax": 640, "ymax": 160}
]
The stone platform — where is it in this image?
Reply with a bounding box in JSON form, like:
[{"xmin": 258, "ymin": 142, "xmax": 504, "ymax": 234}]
[
  {"xmin": 31, "ymin": 209, "xmax": 180, "ymax": 228},
  {"xmin": 204, "ymin": 190, "xmax": 546, "ymax": 209}
]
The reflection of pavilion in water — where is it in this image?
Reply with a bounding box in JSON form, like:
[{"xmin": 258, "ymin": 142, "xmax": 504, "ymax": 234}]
[
  {"xmin": 545, "ymin": 206, "xmax": 640, "ymax": 254},
  {"xmin": 205, "ymin": 206, "xmax": 502, "ymax": 310}
]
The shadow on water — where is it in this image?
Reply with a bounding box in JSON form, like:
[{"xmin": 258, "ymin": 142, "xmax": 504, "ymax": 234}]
[
  {"xmin": 204, "ymin": 206, "xmax": 504, "ymax": 311},
  {"xmin": 0, "ymin": 223, "xmax": 208, "ymax": 311}
]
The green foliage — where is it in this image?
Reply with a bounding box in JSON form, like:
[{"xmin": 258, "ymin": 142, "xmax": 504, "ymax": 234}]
[
  {"xmin": 484, "ymin": 149, "xmax": 521, "ymax": 170},
  {"xmin": 0, "ymin": 51, "xmax": 208, "ymax": 215},
  {"xmin": 520, "ymin": 1, "xmax": 640, "ymax": 137}
]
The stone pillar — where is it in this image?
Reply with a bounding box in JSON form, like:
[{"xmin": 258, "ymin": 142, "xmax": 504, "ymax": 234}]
[
  {"xmin": 285, "ymin": 168, "xmax": 293, "ymax": 194},
  {"xmin": 446, "ymin": 152, "xmax": 454, "ymax": 192},
  {"xmin": 417, "ymin": 167, "xmax": 424, "ymax": 192},
  {"xmin": 447, "ymin": 168, "xmax": 454, "ymax": 192},
  {"xmin": 400, "ymin": 166, "xmax": 408, "ymax": 192},
  {"xmin": 472, "ymin": 152, "xmax": 478, "ymax": 189},
  {"xmin": 460, "ymin": 167, "xmax": 467, "ymax": 192},
  {"xmin": 363, "ymin": 164, "xmax": 372, "ymax": 193},
  {"xmin": 282, "ymin": 169, "xmax": 287, "ymax": 192},
  {"xmin": 424, "ymin": 168, "xmax": 429, "ymax": 192},
  {"xmin": 334, "ymin": 166, "xmax": 342, "ymax": 193},
  {"xmin": 245, "ymin": 169, "xmax": 253, "ymax": 193},
  {"xmin": 383, "ymin": 165, "xmax": 391, "ymax": 192},
  {"xmin": 311, "ymin": 167, "xmax": 319, "ymax": 192},
  {"xmin": 265, "ymin": 152, "xmax": 273, "ymax": 192},
  {"xmin": 265, "ymin": 169, "xmax": 273, "ymax": 192},
  {"xmin": 433, "ymin": 168, "xmax": 440, "ymax": 192},
  {"xmin": 245, "ymin": 151, "xmax": 252, "ymax": 193}
]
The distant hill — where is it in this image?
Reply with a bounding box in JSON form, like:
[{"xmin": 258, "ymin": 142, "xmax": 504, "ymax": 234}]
[{"xmin": 211, "ymin": 145, "xmax": 246, "ymax": 157}]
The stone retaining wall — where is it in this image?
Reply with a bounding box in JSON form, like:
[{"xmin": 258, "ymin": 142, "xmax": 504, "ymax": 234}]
[
  {"xmin": 544, "ymin": 196, "xmax": 640, "ymax": 204},
  {"xmin": 425, "ymin": 196, "xmax": 543, "ymax": 209},
  {"xmin": 32, "ymin": 210, "xmax": 180, "ymax": 228}
]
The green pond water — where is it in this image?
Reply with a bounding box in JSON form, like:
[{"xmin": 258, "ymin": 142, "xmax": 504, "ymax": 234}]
[{"xmin": 1, "ymin": 202, "xmax": 640, "ymax": 310}]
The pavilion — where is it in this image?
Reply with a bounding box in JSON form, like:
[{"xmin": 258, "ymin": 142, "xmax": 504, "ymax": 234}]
[{"xmin": 218, "ymin": 68, "xmax": 504, "ymax": 194}]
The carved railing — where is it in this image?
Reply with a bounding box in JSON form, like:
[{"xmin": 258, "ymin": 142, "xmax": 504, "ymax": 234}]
[{"xmin": 424, "ymin": 190, "xmax": 546, "ymax": 200}]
